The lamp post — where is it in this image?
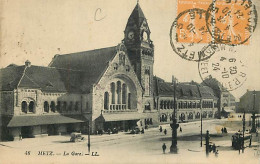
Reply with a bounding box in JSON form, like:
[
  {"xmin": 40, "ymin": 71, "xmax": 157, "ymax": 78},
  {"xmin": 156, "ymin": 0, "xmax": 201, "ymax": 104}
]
[
  {"xmin": 242, "ymin": 111, "xmax": 245, "ymax": 153},
  {"xmin": 251, "ymin": 90, "xmax": 256, "ymax": 133},
  {"xmin": 88, "ymin": 120, "xmax": 91, "ymax": 154},
  {"xmin": 200, "ymin": 99, "xmax": 203, "ymax": 147},
  {"xmin": 170, "ymin": 76, "xmax": 179, "ymax": 153}
]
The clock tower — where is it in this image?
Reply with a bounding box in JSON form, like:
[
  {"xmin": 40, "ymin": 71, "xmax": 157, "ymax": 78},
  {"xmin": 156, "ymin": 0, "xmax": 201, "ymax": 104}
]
[{"xmin": 123, "ymin": 3, "xmax": 154, "ymax": 110}]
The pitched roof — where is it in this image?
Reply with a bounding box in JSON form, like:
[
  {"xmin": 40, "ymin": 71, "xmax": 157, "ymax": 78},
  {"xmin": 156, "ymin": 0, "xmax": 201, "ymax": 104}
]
[
  {"xmin": 0, "ymin": 46, "xmax": 118, "ymax": 93},
  {"xmin": 0, "ymin": 65, "xmax": 25, "ymax": 91},
  {"xmin": 153, "ymin": 76, "xmax": 218, "ymax": 100},
  {"xmin": 49, "ymin": 46, "xmax": 117, "ymax": 92}
]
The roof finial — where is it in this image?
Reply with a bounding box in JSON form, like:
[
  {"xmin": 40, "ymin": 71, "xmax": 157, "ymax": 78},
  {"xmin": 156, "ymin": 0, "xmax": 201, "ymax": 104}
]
[{"xmin": 137, "ymin": 0, "xmax": 139, "ymax": 4}]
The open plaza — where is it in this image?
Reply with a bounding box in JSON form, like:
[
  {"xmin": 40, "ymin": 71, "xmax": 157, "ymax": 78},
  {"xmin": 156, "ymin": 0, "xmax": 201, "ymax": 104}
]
[{"xmin": 0, "ymin": 113, "xmax": 259, "ymax": 164}]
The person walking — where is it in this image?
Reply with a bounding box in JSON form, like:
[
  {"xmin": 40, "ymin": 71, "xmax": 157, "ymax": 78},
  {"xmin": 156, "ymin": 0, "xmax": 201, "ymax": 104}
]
[
  {"xmin": 159, "ymin": 126, "xmax": 162, "ymax": 132},
  {"xmin": 162, "ymin": 143, "xmax": 167, "ymax": 154},
  {"xmin": 164, "ymin": 129, "xmax": 167, "ymax": 135},
  {"xmin": 180, "ymin": 127, "xmax": 182, "ymax": 132},
  {"xmin": 19, "ymin": 133, "xmax": 22, "ymax": 141}
]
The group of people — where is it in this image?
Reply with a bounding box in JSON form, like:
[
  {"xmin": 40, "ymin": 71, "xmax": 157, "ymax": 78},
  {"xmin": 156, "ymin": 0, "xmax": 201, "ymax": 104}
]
[
  {"xmin": 159, "ymin": 126, "xmax": 167, "ymax": 135},
  {"xmin": 209, "ymin": 144, "xmax": 219, "ymax": 156},
  {"xmin": 159, "ymin": 126, "xmax": 182, "ymax": 135},
  {"xmin": 221, "ymin": 127, "xmax": 228, "ymax": 133}
]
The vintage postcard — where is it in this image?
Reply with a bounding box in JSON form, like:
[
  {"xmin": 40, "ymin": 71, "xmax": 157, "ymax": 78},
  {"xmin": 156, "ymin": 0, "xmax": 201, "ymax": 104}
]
[{"xmin": 0, "ymin": 0, "xmax": 259, "ymax": 163}]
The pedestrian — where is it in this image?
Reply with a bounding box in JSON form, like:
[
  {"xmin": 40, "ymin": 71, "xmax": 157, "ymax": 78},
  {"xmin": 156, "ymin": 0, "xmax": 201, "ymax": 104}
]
[
  {"xmin": 215, "ymin": 150, "xmax": 218, "ymax": 157},
  {"xmin": 224, "ymin": 127, "xmax": 227, "ymax": 133},
  {"xmin": 108, "ymin": 128, "xmax": 111, "ymax": 135},
  {"xmin": 159, "ymin": 126, "xmax": 162, "ymax": 132},
  {"xmin": 162, "ymin": 143, "xmax": 166, "ymax": 154},
  {"xmin": 164, "ymin": 129, "xmax": 167, "ymax": 135},
  {"xmin": 212, "ymin": 144, "xmax": 216, "ymax": 153},
  {"xmin": 19, "ymin": 133, "xmax": 22, "ymax": 141},
  {"xmin": 221, "ymin": 127, "xmax": 224, "ymax": 133},
  {"xmin": 180, "ymin": 127, "xmax": 182, "ymax": 132}
]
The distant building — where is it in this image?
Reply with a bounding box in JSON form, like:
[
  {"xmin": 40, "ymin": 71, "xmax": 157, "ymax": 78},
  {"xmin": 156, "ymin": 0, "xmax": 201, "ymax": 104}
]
[
  {"xmin": 238, "ymin": 90, "xmax": 260, "ymax": 114},
  {"xmin": 153, "ymin": 77, "xmax": 219, "ymax": 124},
  {"xmin": 201, "ymin": 78, "xmax": 236, "ymax": 117}
]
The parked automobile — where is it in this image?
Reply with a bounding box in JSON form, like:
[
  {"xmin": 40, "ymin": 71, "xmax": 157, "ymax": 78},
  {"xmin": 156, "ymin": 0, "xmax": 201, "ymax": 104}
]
[{"xmin": 70, "ymin": 132, "xmax": 85, "ymax": 142}]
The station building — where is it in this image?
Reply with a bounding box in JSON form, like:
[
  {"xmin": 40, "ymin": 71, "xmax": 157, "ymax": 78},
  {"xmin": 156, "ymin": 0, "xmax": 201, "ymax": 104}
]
[{"xmin": 0, "ymin": 3, "xmax": 223, "ymax": 141}]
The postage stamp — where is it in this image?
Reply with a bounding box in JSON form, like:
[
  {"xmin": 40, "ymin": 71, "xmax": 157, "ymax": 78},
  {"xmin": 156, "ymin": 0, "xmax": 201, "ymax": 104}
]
[
  {"xmin": 170, "ymin": 8, "xmax": 215, "ymax": 61},
  {"xmin": 206, "ymin": 0, "xmax": 258, "ymax": 45},
  {"xmin": 171, "ymin": 0, "xmax": 258, "ymax": 62},
  {"xmin": 198, "ymin": 44, "xmax": 247, "ymax": 91}
]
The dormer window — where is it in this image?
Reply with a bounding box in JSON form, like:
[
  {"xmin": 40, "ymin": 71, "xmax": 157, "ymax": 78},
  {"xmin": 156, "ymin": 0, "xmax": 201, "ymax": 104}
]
[{"xmin": 113, "ymin": 63, "xmax": 118, "ymax": 70}]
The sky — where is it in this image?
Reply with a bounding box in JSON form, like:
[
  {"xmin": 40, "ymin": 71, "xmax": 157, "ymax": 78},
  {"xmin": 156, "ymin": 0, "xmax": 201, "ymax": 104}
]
[{"xmin": 0, "ymin": 0, "xmax": 260, "ymax": 100}]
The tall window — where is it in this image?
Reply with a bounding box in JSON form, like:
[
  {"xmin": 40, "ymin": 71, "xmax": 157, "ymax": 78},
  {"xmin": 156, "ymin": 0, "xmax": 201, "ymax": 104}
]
[
  {"xmin": 104, "ymin": 92, "xmax": 109, "ymax": 110},
  {"xmin": 128, "ymin": 93, "xmax": 131, "ymax": 109},
  {"xmin": 57, "ymin": 101, "xmax": 61, "ymax": 112},
  {"xmin": 50, "ymin": 101, "xmax": 55, "ymax": 112},
  {"xmin": 74, "ymin": 102, "xmax": 79, "ymax": 111},
  {"xmin": 117, "ymin": 81, "xmax": 121, "ymax": 104},
  {"xmin": 111, "ymin": 83, "xmax": 115, "ymax": 104},
  {"xmin": 28, "ymin": 101, "xmax": 34, "ymax": 113},
  {"xmin": 69, "ymin": 101, "xmax": 73, "ymax": 111},
  {"xmin": 44, "ymin": 101, "xmax": 49, "ymax": 113},
  {"xmin": 63, "ymin": 102, "xmax": 67, "ymax": 112},
  {"xmin": 144, "ymin": 74, "xmax": 150, "ymax": 95},
  {"xmin": 122, "ymin": 84, "xmax": 127, "ymax": 104},
  {"xmin": 21, "ymin": 101, "xmax": 27, "ymax": 113}
]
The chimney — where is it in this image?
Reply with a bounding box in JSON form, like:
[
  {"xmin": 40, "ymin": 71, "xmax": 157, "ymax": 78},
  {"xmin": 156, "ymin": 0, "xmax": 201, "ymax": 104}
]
[{"xmin": 25, "ymin": 60, "xmax": 31, "ymax": 67}]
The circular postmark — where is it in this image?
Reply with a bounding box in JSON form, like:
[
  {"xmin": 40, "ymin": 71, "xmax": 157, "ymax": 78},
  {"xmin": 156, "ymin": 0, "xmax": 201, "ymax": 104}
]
[
  {"xmin": 170, "ymin": 8, "xmax": 217, "ymax": 62},
  {"xmin": 205, "ymin": 0, "xmax": 258, "ymax": 45},
  {"xmin": 198, "ymin": 44, "xmax": 247, "ymax": 91}
]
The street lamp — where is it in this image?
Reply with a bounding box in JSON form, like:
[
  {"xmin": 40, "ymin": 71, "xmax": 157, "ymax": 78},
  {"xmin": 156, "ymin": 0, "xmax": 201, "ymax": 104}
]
[
  {"xmin": 200, "ymin": 99, "xmax": 203, "ymax": 147},
  {"xmin": 242, "ymin": 111, "xmax": 245, "ymax": 153},
  {"xmin": 170, "ymin": 76, "xmax": 179, "ymax": 153},
  {"xmin": 251, "ymin": 90, "xmax": 256, "ymax": 133},
  {"xmin": 88, "ymin": 120, "xmax": 91, "ymax": 154}
]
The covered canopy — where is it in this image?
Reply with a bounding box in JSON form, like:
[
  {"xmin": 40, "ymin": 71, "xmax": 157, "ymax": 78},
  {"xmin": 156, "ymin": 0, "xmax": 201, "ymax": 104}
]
[
  {"xmin": 97, "ymin": 112, "xmax": 145, "ymax": 122},
  {"xmin": 7, "ymin": 115, "xmax": 87, "ymax": 127}
]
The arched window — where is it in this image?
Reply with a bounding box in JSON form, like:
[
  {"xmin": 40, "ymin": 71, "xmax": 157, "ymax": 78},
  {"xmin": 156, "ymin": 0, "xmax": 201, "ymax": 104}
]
[
  {"xmin": 28, "ymin": 101, "xmax": 34, "ymax": 113},
  {"xmin": 44, "ymin": 101, "xmax": 49, "ymax": 113},
  {"xmin": 170, "ymin": 101, "xmax": 174, "ymax": 109},
  {"xmin": 188, "ymin": 112, "xmax": 193, "ymax": 120},
  {"xmin": 111, "ymin": 83, "xmax": 115, "ymax": 104},
  {"xmin": 75, "ymin": 102, "xmax": 79, "ymax": 111},
  {"xmin": 164, "ymin": 101, "xmax": 167, "ymax": 109},
  {"xmin": 104, "ymin": 92, "xmax": 109, "ymax": 110},
  {"xmin": 50, "ymin": 101, "xmax": 55, "ymax": 112},
  {"xmin": 57, "ymin": 101, "xmax": 61, "ymax": 112},
  {"xmin": 160, "ymin": 101, "xmax": 163, "ymax": 109},
  {"xmin": 167, "ymin": 101, "xmax": 170, "ymax": 109},
  {"xmin": 128, "ymin": 93, "xmax": 131, "ymax": 109},
  {"xmin": 195, "ymin": 112, "xmax": 200, "ymax": 119},
  {"xmin": 63, "ymin": 102, "xmax": 67, "ymax": 112},
  {"xmin": 21, "ymin": 101, "xmax": 27, "ymax": 113},
  {"xmin": 122, "ymin": 84, "xmax": 127, "ymax": 104},
  {"xmin": 117, "ymin": 81, "xmax": 121, "ymax": 104},
  {"xmin": 69, "ymin": 101, "xmax": 73, "ymax": 111}
]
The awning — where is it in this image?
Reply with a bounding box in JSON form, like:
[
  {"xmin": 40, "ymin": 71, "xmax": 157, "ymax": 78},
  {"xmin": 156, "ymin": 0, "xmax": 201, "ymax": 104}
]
[
  {"xmin": 223, "ymin": 109, "xmax": 235, "ymax": 113},
  {"xmin": 7, "ymin": 115, "xmax": 87, "ymax": 127},
  {"xmin": 100, "ymin": 113, "xmax": 145, "ymax": 122}
]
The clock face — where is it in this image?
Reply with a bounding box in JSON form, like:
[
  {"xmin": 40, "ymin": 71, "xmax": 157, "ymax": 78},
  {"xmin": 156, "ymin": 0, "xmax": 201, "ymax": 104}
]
[
  {"xmin": 143, "ymin": 31, "xmax": 148, "ymax": 41},
  {"xmin": 128, "ymin": 31, "xmax": 134, "ymax": 40}
]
